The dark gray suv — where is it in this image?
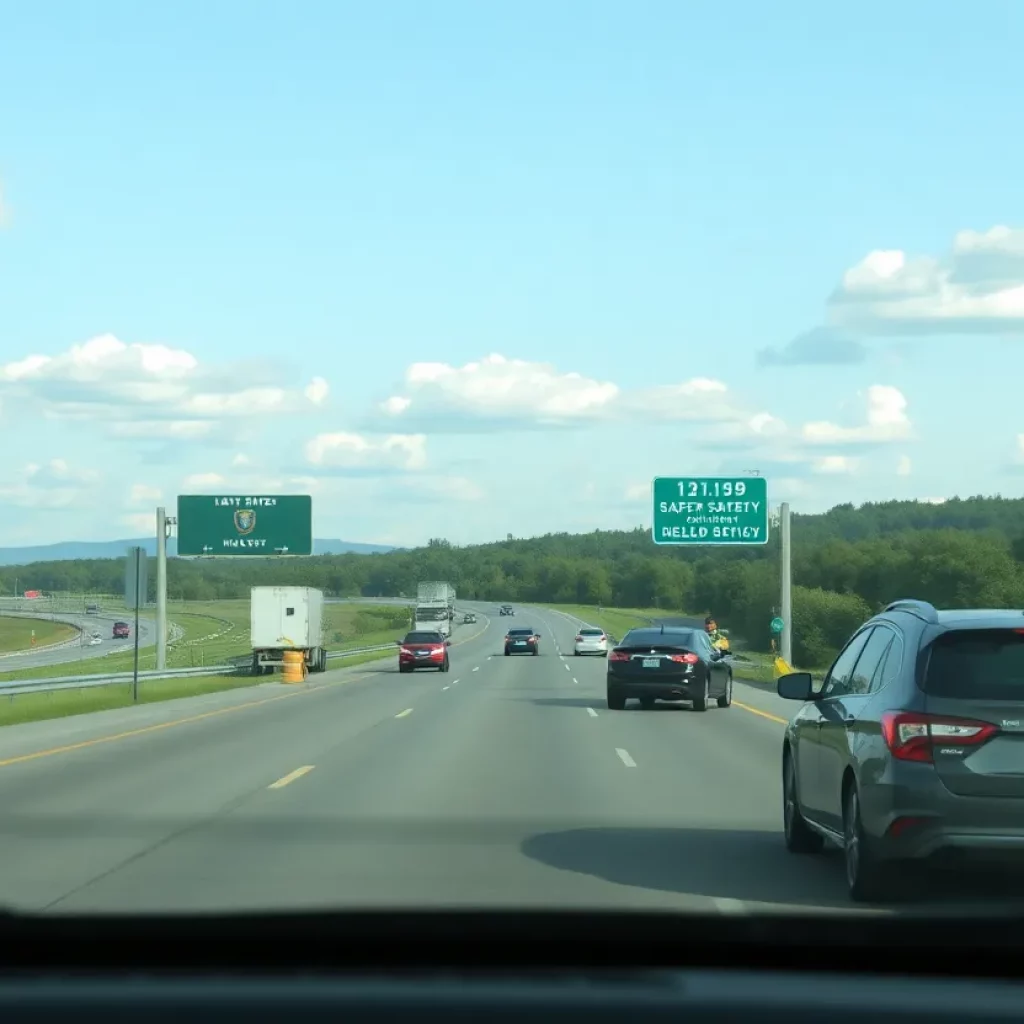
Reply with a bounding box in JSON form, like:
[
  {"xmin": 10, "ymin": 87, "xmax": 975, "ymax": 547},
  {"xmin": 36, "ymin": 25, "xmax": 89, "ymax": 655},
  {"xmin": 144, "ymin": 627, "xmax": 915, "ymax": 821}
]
[{"xmin": 777, "ymin": 599, "xmax": 1024, "ymax": 903}]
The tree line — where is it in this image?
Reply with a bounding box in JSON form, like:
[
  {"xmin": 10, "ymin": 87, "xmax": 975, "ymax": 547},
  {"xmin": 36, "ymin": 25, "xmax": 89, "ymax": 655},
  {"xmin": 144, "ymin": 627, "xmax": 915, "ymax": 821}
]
[{"xmin": 5, "ymin": 495, "xmax": 1024, "ymax": 668}]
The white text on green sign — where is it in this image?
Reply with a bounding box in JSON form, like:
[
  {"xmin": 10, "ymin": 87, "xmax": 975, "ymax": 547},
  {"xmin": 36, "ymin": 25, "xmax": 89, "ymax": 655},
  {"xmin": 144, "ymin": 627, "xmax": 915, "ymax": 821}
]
[{"xmin": 652, "ymin": 476, "xmax": 769, "ymax": 545}]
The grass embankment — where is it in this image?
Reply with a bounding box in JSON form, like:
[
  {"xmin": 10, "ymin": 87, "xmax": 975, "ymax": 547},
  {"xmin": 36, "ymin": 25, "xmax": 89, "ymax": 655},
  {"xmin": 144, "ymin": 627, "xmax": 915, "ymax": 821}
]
[
  {"xmin": 0, "ymin": 616, "xmax": 77, "ymax": 654},
  {"xmin": 0, "ymin": 601, "xmax": 411, "ymax": 727},
  {"xmin": 543, "ymin": 603, "xmax": 824, "ymax": 686}
]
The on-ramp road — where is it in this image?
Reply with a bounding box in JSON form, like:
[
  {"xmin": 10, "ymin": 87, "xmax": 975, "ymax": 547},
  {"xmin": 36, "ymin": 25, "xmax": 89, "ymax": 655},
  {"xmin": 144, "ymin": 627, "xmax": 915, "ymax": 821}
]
[
  {"xmin": 0, "ymin": 602, "xmax": 1018, "ymax": 916},
  {"xmin": 0, "ymin": 610, "xmax": 156, "ymax": 672}
]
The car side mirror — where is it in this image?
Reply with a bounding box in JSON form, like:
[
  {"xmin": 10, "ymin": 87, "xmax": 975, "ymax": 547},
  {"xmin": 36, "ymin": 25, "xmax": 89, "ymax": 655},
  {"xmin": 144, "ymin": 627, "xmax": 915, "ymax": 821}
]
[{"xmin": 777, "ymin": 671, "xmax": 815, "ymax": 701}]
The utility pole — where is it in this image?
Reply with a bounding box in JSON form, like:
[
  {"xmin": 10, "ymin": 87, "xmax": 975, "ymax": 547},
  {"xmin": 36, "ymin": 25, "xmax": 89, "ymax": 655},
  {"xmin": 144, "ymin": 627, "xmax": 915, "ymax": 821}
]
[
  {"xmin": 156, "ymin": 506, "xmax": 168, "ymax": 671},
  {"xmin": 780, "ymin": 501, "xmax": 793, "ymax": 667}
]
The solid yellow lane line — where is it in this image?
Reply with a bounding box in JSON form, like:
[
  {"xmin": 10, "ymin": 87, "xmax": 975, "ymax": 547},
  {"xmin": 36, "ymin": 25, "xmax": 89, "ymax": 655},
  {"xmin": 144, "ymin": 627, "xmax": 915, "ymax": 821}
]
[
  {"xmin": 0, "ymin": 671, "xmax": 372, "ymax": 770},
  {"xmin": 268, "ymin": 765, "xmax": 315, "ymax": 789},
  {"xmin": 733, "ymin": 700, "xmax": 787, "ymax": 725}
]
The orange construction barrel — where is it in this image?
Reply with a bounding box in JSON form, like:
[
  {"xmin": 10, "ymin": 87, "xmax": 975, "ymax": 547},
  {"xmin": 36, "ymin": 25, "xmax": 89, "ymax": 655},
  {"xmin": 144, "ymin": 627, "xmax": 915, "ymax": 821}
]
[{"xmin": 281, "ymin": 649, "xmax": 306, "ymax": 684}]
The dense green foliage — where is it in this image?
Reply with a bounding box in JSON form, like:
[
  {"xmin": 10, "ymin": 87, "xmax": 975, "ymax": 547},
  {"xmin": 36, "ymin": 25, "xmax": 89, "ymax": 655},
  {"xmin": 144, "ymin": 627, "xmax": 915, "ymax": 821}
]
[{"xmin": 5, "ymin": 495, "xmax": 1024, "ymax": 668}]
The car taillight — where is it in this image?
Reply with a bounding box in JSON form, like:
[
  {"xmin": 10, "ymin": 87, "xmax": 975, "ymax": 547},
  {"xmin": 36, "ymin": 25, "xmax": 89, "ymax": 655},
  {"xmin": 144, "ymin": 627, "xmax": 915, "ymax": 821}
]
[
  {"xmin": 669, "ymin": 653, "xmax": 700, "ymax": 664},
  {"xmin": 575, "ymin": 636, "xmax": 583, "ymax": 643},
  {"xmin": 880, "ymin": 711, "xmax": 999, "ymax": 763},
  {"xmin": 608, "ymin": 651, "xmax": 629, "ymax": 661}
]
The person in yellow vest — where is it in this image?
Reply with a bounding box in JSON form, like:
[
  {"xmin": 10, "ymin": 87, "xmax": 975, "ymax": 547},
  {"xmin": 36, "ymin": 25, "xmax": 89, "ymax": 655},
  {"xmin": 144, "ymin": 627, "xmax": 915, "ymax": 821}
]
[{"xmin": 704, "ymin": 616, "xmax": 730, "ymax": 653}]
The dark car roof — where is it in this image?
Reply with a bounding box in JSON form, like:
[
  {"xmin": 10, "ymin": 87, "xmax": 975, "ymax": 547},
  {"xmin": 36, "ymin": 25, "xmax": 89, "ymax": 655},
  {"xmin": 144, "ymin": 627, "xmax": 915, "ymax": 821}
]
[
  {"xmin": 507, "ymin": 627, "xmax": 534, "ymax": 634},
  {"xmin": 404, "ymin": 631, "xmax": 444, "ymax": 642},
  {"xmin": 881, "ymin": 602, "xmax": 1024, "ymax": 631}
]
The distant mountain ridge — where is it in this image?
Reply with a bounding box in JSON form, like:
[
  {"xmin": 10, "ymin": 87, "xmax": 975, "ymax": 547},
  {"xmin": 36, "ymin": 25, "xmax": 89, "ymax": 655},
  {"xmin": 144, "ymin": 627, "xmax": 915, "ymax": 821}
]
[{"xmin": 0, "ymin": 537, "xmax": 397, "ymax": 566}]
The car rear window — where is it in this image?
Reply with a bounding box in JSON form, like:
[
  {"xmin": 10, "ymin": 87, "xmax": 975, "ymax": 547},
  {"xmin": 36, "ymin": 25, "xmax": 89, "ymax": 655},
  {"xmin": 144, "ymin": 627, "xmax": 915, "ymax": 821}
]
[
  {"xmin": 507, "ymin": 628, "xmax": 534, "ymax": 636},
  {"xmin": 405, "ymin": 632, "xmax": 442, "ymax": 644},
  {"xmin": 621, "ymin": 628, "xmax": 698, "ymax": 648},
  {"xmin": 924, "ymin": 630, "xmax": 1024, "ymax": 700},
  {"xmin": 579, "ymin": 628, "xmax": 604, "ymax": 636}
]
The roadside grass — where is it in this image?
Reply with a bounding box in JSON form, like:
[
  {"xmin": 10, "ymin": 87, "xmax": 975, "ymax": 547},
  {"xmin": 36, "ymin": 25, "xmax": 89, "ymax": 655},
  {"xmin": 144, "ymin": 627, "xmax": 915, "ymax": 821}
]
[
  {"xmin": 0, "ymin": 601, "xmax": 412, "ymax": 682},
  {"xmin": 0, "ymin": 616, "xmax": 77, "ymax": 654}
]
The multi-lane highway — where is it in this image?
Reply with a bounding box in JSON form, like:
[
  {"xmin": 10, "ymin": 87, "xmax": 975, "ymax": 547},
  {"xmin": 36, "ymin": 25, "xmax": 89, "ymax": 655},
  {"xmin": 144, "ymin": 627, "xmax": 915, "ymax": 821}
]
[
  {"xmin": 0, "ymin": 609, "xmax": 156, "ymax": 672},
  {"xmin": 0, "ymin": 601, "xmax": 1018, "ymax": 916}
]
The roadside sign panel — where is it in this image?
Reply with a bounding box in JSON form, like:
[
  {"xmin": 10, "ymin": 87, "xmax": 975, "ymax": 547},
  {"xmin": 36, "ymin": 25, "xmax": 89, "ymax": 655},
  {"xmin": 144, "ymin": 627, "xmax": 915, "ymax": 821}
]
[
  {"xmin": 652, "ymin": 476, "xmax": 769, "ymax": 546},
  {"xmin": 176, "ymin": 495, "xmax": 313, "ymax": 557}
]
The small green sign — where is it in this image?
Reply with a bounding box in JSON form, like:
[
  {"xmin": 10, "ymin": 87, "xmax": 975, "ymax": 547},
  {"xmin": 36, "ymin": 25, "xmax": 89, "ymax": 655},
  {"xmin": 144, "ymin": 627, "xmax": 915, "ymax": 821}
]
[
  {"xmin": 176, "ymin": 494, "xmax": 313, "ymax": 557},
  {"xmin": 652, "ymin": 476, "xmax": 769, "ymax": 546},
  {"xmin": 770, "ymin": 616, "xmax": 785, "ymax": 635}
]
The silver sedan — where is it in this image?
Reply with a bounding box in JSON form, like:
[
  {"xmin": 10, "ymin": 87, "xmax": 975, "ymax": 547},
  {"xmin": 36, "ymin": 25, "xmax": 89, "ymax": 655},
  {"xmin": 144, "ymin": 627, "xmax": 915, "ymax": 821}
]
[{"xmin": 574, "ymin": 627, "xmax": 608, "ymax": 657}]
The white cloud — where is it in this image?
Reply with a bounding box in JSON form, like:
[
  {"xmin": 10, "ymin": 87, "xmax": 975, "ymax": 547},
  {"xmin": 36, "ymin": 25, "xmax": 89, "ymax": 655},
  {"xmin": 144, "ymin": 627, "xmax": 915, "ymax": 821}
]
[
  {"xmin": 624, "ymin": 482, "xmax": 650, "ymax": 502},
  {"xmin": 800, "ymin": 385, "xmax": 911, "ymax": 446},
  {"xmin": 812, "ymin": 455, "xmax": 859, "ymax": 475},
  {"xmin": 897, "ymin": 455, "xmax": 912, "ymax": 477},
  {"xmin": 305, "ymin": 377, "xmax": 329, "ymax": 405},
  {"xmin": 183, "ymin": 472, "xmax": 226, "ymax": 489},
  {"xmin": 0, "ymin": 334, "xmax": 330, "ymax": 439},
  {"xmin": 128, "ymin": 483, "xmax": 163, "ymax": 504},
  {"xmin": 0, "ymin": 459, "xmax": 100, "ymax": 509},
  {"xmin": 382, "ymin": 353, "xmax": 620, "ymax": 426},
  {"xmin": 829, "ymin": 225, "xmax": 1024, "ymax": 335},
  {"xmin": 121, "ymin": 512, "xmax": 156, "ymax": 534},
  {"xmin": 305, "ymin": 432, "xmax": 428, "ymax": 472},
  {"xmin": 232, "ymin": 453, "xmax": 250, "ymax": 467}
]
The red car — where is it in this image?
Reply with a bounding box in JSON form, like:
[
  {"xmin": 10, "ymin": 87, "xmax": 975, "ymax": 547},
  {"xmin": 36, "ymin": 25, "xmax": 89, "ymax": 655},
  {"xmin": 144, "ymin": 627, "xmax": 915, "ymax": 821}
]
[
  {"xmin": 398, "ymin": 630, "xmax": 450, "ymax": 673},
  {"xmin": 112, "ymin": 621, "xmax": 130, "ymax": 639}
]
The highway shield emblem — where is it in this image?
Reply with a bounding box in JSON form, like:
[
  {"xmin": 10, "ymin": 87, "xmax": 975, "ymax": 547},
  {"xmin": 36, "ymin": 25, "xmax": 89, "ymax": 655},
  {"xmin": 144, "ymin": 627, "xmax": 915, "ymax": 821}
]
[{"xmin": 234, "ymin": 509, "xmax": 257, "ymax": 535}]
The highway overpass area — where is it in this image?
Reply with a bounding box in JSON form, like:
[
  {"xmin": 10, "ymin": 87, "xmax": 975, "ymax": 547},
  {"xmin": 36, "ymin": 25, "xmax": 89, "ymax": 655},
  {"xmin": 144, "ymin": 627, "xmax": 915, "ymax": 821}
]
[{"xmin": 0, "ymin": 601, "xmax": 1017, "ymax": 917}]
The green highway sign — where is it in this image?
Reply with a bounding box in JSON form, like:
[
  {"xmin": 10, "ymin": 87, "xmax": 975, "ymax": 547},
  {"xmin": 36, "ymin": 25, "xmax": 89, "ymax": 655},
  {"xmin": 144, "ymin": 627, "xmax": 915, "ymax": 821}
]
[
  {"xmin": 176, "ymin": 494, "xmax": 313, "ymax": 557},
  {"xmin": 771, "ymin": 616, "xmax": 785, "ymax": 635},
  {"xmin": 652, "ymin": 476, "xmax": 769, "ymax": 546}
]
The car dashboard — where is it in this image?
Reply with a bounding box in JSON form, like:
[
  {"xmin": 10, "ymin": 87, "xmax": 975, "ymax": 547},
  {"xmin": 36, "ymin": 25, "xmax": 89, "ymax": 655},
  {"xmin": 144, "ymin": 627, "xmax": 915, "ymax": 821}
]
[{"xmin": 0, "ymin": 910, "xmax": 1021, "ymax": 1022}]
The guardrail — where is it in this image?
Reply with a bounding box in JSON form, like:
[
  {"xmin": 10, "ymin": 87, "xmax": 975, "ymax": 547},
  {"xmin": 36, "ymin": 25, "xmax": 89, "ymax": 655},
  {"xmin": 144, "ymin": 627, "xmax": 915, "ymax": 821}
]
[{"xmin": 0, "ymin": 643, "xmax": 398, "ymax": 698}]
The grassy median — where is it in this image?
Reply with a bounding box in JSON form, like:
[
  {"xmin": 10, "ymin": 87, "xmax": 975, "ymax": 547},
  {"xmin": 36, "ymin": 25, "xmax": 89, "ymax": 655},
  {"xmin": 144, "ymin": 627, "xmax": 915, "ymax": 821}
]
[
  {"xmin": 0, "ymin": 600, "xmax": 411, "ymax": 683},
  {"xmin": 0, "ymin": 616, "xmax": 78, "ymax": 654}
]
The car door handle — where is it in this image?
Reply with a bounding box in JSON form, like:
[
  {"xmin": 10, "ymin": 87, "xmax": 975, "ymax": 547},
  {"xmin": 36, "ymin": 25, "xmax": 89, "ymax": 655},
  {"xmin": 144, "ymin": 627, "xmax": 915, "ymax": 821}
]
[{"xmin": 843, "ymin": 715, "xmax": 855, "ymax": 726}]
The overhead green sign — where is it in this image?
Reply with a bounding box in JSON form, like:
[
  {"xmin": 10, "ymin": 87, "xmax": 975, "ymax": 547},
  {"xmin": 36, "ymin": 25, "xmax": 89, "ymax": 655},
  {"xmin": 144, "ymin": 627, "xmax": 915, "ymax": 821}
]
[
  {"xmin": 652, "ymin": 476, "xmax": 769, "ymax": 546},
  {"xmin": 771, "ymin": 616, "xmax": 785, "ymax": 635},
  {"xmin": 176, "ymin": 495, "xmax": 313, "ymax": 557}
]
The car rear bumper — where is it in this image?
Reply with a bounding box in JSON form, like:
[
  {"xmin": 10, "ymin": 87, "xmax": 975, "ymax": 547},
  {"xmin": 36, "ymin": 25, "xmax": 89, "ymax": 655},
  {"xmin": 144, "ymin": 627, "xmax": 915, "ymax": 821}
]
[
  {"xmin": 575, "ymin": 644, "xmax": 607, "ymax": 655},
  {"xmin": 505, "ymin": 644, "xmax": 537, "ymax": 654},
  {"xmin": 606, "ymin": 673, "xmax": 704, "ymax": 701},
  {"xmin": 862, "ymin": 769, "xmax": 1024, "ymax": 863}
]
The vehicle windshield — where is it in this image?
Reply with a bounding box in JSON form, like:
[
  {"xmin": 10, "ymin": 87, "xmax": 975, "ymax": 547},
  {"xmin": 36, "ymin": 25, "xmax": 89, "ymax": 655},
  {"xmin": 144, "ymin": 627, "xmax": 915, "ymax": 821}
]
[{"xmin": 0, "ymin": 7, "xmax": 1016, "ymax": 927}]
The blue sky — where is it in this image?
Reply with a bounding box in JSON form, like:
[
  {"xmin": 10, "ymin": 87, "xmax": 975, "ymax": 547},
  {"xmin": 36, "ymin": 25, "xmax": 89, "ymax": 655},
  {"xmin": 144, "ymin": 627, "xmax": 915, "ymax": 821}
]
[{"xmin": 1, "ymin": 0, "xmax": 1023, "ymax": 548}]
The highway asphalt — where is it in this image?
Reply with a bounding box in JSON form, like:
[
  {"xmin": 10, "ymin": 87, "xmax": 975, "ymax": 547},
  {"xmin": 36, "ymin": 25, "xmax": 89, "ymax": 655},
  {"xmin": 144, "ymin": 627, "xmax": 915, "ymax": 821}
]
[
  {"xmin": 0, "ymin": 610, "xmax": 156, "ymax": 672},
  {"xmin": 0, "ymin": 601, "xmax": 1020, "ymax": 917}
]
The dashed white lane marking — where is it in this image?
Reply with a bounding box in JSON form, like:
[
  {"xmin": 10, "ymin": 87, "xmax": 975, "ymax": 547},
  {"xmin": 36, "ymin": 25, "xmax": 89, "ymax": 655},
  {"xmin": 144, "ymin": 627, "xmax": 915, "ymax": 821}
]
[
  {"xmin": 472, "ymin": 666, "xmax": 480, "ymax": 672},
  {"xmin": 442, "ymin": 685, "xmax": 450, "ymax": 691},
  {"xmin": 395, "ymin": 708, "xmax": 413, "ymax": 719},
  {"xmin": 615, "ymin": 748, "xmax": 636, "ymax": 768},
  {"xmin": 713, "ymin": 897, "xmax": 748, "ymax": 915},
  {"xmin": 572, "ymin": 677, "xmax": 579, "ymax": 685},
  {"xmin": 564, "ymin": 664, "xmax": 571, "ymax": 672},
  {"xmin": 586, "ymin": 707, "xmax": 598, "ymax": 718}
]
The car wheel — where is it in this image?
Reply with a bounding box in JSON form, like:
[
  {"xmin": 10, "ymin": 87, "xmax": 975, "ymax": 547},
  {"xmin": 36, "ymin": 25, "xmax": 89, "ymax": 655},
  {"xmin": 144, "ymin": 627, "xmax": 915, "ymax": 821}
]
[
  {"xmin": 606, "ymin": 687, "xmax": 626, "ymax": 711},
  {"xmin": 843, "ymin": 781, "xmax": 897, "ymax": 903},
  {"xmin": 504, "ymin": 649, "xmax": 510, "ymax": 656},
  {"xmin": 717, "ymin": 673, "xmax": 733, "ymax": 708},
  {"xmin": 532, "ymin": 648, "xmax": 538, "ymax": 656},
  {"xmin": 783, "ymin": 752, "xmax": 824, "ymax": 854},
  {"xmin": 691, "ymin": 677, "xmax": 709, "ymax": 712}
]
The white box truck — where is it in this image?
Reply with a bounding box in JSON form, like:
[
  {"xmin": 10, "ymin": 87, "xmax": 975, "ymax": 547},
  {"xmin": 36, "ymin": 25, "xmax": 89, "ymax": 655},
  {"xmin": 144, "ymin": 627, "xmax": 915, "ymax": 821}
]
[
  {"xmin": 250, "ymin": 586, "xmax": 327, "ymax": 676},
  {"xmin": 415, "ymin": 581, "xmax": 452, "ymax": 638}
]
